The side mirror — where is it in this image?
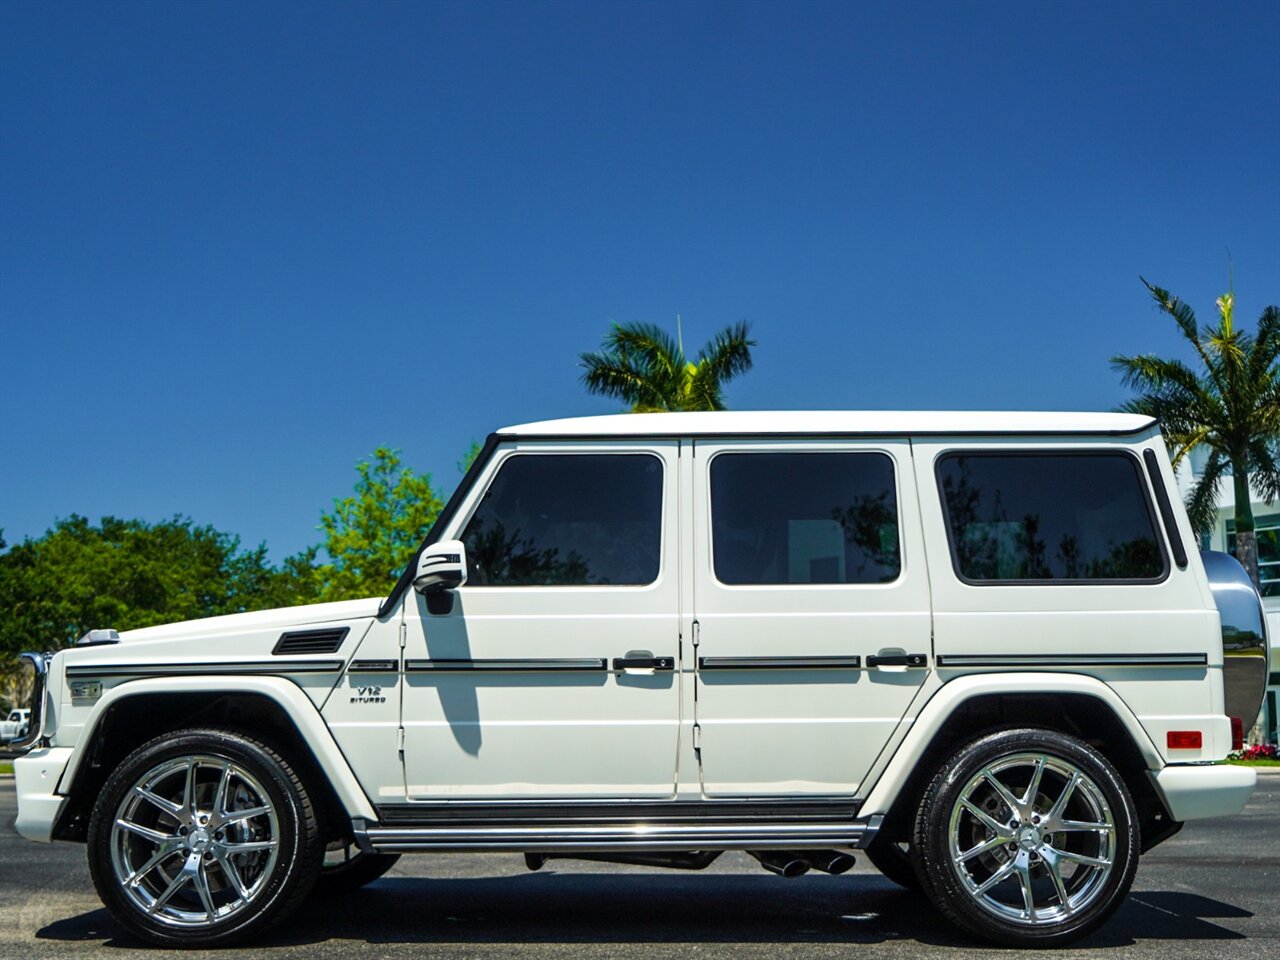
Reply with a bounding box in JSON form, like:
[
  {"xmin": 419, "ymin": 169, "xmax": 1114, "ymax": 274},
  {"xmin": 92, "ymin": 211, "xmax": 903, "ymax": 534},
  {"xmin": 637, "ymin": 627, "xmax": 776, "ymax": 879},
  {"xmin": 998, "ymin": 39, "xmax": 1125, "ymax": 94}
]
[{"xmin": 413, "ymin": 540, "xmax": 468, "ymax": 594}]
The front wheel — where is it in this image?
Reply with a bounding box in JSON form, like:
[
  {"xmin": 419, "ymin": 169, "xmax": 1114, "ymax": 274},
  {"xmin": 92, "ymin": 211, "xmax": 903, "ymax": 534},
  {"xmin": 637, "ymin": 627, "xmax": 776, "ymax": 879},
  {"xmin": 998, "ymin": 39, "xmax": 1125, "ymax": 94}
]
[
  {"xmin": 912, "ymin": 728, "xmax": 1139, "ymax": 947},
  {"xmin": 87, "ymin": 728, "xmax": 324, "ymax": 947}
]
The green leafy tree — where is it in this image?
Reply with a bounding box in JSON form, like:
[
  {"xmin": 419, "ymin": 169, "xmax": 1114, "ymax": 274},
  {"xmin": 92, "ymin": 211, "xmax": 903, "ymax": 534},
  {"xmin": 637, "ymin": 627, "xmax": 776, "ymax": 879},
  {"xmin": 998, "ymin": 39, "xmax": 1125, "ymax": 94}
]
[
  {"xmin": 1113, "ymin": 279, "xmax": 1280, "ymax": 588},
  {"xmin": 316, "ymin": 447, "xmax": 444, "ymax": 601},
  {"xmin": 0, "ymin": 515, "xmax": 311, "ymax": 702},
  {"xmin": 580, "ymin": 319, "xmax": 755, "ymax": 411}
]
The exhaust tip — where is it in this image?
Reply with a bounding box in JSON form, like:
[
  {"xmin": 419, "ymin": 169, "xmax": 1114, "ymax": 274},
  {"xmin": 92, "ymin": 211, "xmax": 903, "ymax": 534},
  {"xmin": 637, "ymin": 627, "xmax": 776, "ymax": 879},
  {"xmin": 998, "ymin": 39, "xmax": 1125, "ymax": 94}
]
[
  {"xmin": 749, "ymin": 850, "xmax": 811, "ymax": 878},
  {"xmin": 808, "ymin": 851, "xmax": 856, "ymax": 875}
]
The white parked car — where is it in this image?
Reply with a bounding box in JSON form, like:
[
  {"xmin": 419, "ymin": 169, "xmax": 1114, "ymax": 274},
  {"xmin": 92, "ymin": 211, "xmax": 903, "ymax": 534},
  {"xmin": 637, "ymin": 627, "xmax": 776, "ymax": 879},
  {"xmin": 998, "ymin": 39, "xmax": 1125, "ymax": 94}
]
[
  {"xmin": 11, "ymin": 412, "xmax": 1267, "ymax": 948},
  {"xmin": 1, "ymin": 708, "xmax": 31, "ymax": 740}
]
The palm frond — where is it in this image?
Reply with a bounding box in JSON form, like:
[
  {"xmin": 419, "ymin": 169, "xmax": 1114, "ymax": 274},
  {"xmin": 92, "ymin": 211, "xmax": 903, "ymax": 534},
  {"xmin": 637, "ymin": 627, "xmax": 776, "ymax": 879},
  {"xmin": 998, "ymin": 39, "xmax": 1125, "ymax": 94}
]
[
  {"xmin": 1110, "ymin": 353, "xmax": 1206, "ymax": 399},
  {"xmin": 686, "ymin": 361, "xmax": 726, "ymax": 411},
  {"xmin": 695, "ymin": 321, "xmax": 755, "ymax": 382},
  {"xmin": 579, "ymin": 352, "xmax": 667, "ymax": 410},
  {"xmin": 1142, "ymin": 277, "xmax": 1229, "ymax": 398},
  {"xmin": 1248, "ymin": 305, "xmax": 1280, "ymax": 386},
  {"xmin": 608, "ymin": 322, "xmax": 683, "ymax": 379},
  {"xmin": 687, "ymin": 322, "xmax": 755, "ymax": 411},
  {"xmin": 1185, "ymin": 449, "xmax": 1227, "ymax": 540},
  {"xmin": 1246, "ymin": 435, "xmax": 1280, "ymax": 505}
]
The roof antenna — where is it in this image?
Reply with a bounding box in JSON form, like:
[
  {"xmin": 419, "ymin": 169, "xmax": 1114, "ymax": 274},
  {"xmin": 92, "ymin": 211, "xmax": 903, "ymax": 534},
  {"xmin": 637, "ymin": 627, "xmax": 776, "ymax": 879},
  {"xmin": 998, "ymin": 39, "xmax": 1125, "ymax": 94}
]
[{"xmin": 676, "ymin": 313, "xmax": 684, "ymax": 360}]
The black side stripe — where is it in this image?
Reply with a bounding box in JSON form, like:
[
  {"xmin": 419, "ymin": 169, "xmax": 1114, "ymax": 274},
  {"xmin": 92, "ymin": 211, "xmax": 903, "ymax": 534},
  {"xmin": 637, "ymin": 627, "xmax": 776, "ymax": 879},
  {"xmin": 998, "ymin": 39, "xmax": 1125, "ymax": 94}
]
[
  {"xmin": 936, "ymin": 653, "xmax": 1207, "ymax": 668},
  {"xmin": 65, "ymin": 660, "xmax": 346, "ymax": 678},
  {"xmin": 405, "ymin": 658, "xmax": 608, "ymax": 672},
  {"xmin": 699, "ymin": 656, "xmax": 863, "ymax": 670}
]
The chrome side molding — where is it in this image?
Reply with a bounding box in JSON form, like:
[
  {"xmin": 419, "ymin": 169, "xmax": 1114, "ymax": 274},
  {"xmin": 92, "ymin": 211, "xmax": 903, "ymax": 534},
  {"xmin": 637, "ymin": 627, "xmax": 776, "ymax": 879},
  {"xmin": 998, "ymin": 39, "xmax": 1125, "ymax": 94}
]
[{"xmin": 357, "ymin": 817, "xmax": 882, "ymax": 853}]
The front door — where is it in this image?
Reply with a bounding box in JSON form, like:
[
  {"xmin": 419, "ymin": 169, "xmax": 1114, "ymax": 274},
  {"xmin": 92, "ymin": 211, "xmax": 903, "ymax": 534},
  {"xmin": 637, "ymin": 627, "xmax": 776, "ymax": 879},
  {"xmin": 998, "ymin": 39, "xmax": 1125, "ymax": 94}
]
[
  {"xmin": 690, "ymin": 439, "xmax": 931, "ymax": 797},
  {"xmin": 401, "ymin": 440, "xmax": 682, "ymax": 800}
]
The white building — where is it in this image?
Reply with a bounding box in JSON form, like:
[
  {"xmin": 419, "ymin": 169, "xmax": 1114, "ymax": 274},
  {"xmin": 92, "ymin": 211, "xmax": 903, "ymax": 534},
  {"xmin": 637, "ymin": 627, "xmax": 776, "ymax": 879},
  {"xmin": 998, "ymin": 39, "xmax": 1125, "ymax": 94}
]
[{"xmin": 1176, "ymin": 448, "xmax": 1280, "ymax": 746}]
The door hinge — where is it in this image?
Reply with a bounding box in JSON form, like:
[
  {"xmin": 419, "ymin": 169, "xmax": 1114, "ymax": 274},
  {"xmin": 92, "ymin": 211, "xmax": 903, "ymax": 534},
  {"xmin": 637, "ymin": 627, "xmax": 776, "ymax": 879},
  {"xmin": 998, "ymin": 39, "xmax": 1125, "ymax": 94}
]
[
  {"xmin": 399, "ymin": 622, "xmax": 407, "ymax": 649},
  {"xmin": 397, "ymin": 727, "xmax": 405, "ymax": 758},
  {"xmin": 691, "ymin": 620, "xmax": 700, "ymax": 648},
  {"xmin": 692, "ymin": 723, "xmax": 702, "ymax": 752}
]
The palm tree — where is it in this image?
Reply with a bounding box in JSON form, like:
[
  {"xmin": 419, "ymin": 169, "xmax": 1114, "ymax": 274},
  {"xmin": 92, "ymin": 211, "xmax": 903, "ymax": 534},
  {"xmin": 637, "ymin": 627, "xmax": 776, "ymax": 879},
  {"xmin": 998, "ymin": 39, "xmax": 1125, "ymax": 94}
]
[
  {"xmin": 1112, "ymin": 279, "xmax": 1280, "ymax": 588},
  {"xmin": 580, "ymin": 319, "xmax": 756, "ymax": 412}
]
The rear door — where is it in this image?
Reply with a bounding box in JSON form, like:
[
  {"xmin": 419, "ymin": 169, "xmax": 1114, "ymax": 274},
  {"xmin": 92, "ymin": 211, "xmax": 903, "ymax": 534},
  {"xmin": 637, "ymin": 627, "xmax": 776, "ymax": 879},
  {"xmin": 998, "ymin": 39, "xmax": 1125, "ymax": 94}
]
[{"xmin": 689, "ymin": 438, "xmax": 931, "ymax": 797}]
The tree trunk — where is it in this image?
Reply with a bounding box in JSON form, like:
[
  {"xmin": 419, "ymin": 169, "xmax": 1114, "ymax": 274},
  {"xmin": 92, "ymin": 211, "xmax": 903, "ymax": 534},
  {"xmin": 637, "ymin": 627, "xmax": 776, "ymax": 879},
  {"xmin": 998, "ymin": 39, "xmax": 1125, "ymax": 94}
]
[
  {"xmin": 1235, "ymin": 529, "xmax": 1261, "ymax": 592},
  {"xmin": 1232, "ymin": 463, "xmax": 1262, "ymax": 592}
]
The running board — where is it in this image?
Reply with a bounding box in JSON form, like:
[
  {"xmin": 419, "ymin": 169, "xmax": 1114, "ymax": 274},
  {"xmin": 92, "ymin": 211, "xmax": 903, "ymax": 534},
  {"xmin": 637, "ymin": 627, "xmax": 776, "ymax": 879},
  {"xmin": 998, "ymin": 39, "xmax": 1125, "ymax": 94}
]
[{"xmin": 356, "ymin": 817, "xmax": 882, "ymax": 853}]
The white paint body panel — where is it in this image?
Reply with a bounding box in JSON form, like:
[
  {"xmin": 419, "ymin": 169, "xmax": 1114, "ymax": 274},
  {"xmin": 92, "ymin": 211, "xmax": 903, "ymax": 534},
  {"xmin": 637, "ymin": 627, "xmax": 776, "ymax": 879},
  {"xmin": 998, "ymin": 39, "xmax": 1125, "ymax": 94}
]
[
  {"xmin": 910, "ymin": 431, "xmax": 1227, "ymax": 766},
  {"xmin": 396, "ymin": 440, "xmax": 683, "ymax": 800},
  {"xmin": 689, "ymin": 438, "xmax": 929, "ymax": 796},
  {"xmin": 12, "ymin": 747, "xmax": 73, "ymax": 842},
  {"xmin": 1153, "ymin": 764, "xmax": 1257, "ymax": 820}
]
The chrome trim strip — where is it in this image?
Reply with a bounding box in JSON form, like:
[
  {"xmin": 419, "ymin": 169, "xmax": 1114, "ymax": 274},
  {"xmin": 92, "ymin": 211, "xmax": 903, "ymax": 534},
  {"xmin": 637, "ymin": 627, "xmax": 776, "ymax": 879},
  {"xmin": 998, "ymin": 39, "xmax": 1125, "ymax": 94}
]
[
  {"xmin": 404, "ymin": 658, "xmax": 608, "ymax": 672},
  {"xmin": 364, "ymin": 818, "xmax": 879, "ymax": 852},
  {"xmin": 698, "ymin": 656, "xmax": 863, "ymax": 670},
  {"xmin": 64, "ymin": 660, "xmax": 346, "ymax": 678},
  {"xmin": 349, "ymin": 660, "xmax": 399, "ymax": 673},
  {"xmin": 9, "ymin": 652, "xmax": 49, "ymax": 751},
  {"xmin": 936, "ymin": 653, "xmax": 1208, "ymax": 668}
]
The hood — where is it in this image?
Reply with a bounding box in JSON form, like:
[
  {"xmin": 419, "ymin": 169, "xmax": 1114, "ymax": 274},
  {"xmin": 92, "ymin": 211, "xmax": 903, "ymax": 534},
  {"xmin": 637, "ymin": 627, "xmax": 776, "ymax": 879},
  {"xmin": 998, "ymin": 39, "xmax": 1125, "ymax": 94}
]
[{"xmin": 116, "ymin": 597, "xmax": 382, "ymax": 644}]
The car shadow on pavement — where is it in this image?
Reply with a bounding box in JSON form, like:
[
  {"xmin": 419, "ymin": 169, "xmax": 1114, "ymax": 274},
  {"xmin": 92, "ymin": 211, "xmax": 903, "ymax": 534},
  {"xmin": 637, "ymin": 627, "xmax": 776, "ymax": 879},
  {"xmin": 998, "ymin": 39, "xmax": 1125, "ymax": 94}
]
[{"xmin": 35, "ymin": 875, "xmax": 1250, "ymax": 950}]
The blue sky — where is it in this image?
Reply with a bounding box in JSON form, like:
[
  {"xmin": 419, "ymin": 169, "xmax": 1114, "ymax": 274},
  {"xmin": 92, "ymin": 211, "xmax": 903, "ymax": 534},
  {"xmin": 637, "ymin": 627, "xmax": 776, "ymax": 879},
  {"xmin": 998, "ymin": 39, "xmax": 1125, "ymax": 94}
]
[{"xmin": 2, "ymin": 0, "xmax": 1278, "ymax": 560}]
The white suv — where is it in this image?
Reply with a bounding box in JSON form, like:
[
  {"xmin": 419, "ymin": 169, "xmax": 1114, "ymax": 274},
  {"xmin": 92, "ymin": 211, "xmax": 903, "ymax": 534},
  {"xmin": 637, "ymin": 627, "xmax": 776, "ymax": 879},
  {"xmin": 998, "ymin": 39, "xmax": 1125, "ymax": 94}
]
[{"xmin": 11, "ymin": 412, "xmax": 1266, "ymax": 948}]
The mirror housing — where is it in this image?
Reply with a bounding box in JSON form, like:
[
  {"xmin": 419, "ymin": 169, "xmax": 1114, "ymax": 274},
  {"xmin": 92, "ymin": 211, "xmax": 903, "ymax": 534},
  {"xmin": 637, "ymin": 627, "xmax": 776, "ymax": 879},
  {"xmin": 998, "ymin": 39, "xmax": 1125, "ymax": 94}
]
[{"xmin": 413, "ymin": 540, "xmax": 468, "ymax": 594}]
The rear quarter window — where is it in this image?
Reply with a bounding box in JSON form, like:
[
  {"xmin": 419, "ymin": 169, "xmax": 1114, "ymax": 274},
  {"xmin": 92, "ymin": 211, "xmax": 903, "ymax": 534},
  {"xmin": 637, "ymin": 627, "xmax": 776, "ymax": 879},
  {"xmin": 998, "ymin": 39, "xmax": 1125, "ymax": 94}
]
[{"xmin": 936, "ymin": 451, "xmax": 1167, "ymax": 584}]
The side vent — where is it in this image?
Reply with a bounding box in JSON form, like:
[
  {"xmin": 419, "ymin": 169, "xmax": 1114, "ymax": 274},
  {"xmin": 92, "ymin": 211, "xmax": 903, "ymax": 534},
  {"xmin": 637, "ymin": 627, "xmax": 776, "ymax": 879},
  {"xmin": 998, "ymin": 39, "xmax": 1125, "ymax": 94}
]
[{"xmin": 273, "ymin": 627, "xmax": 350, "ymax": 656}]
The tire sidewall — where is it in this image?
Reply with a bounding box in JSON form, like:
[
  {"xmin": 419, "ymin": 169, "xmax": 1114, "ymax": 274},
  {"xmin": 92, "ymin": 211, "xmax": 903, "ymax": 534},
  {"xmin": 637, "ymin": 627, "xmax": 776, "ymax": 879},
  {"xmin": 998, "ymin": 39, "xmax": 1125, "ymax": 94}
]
[
  {"xmin": 913, "ymin": 728, "xmax": 1140, "ymax": 947},
  {"xmin": 87, "ymin": 728, "xmax": 318, "ymax": 947}
]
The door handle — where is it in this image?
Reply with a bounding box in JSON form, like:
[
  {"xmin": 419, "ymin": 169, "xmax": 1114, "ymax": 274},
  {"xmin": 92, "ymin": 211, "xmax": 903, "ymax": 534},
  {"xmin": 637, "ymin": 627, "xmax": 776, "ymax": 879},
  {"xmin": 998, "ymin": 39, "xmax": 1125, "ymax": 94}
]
[
  {"xmin": 612, "ymin": 655, "xmax": 675, "ymax": 671},
  {"xmin": 867, "ymin": 652, "xmax": 928, "ymax": 668}
]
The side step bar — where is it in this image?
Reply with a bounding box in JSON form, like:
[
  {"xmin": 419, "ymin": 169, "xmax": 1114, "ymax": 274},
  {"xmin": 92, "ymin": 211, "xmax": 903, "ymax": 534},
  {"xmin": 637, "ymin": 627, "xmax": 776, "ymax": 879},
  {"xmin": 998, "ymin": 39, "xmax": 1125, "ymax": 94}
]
[{"xmin": 356, "ymin": 817, "xmax": 882, "ymax": 853}]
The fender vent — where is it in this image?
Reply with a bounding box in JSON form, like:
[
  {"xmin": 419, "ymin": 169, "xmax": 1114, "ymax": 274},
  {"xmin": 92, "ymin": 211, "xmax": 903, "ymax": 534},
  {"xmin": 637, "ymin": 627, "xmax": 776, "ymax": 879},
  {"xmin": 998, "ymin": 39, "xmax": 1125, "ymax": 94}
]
[{"xmin": 273, "ymin": 627, "xmax": 350, "ymax": 655}]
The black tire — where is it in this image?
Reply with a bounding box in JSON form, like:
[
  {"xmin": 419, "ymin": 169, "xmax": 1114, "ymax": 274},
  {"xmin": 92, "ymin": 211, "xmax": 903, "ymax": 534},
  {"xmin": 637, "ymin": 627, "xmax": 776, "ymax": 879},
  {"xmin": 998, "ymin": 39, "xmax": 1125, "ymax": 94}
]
[
  {"xmin": 313, "ymin": 843, "xmax": 400, "ymax": 895},
  {"xmin": 863, "ymin": 834, "xmax": 921, "ymax": 891},
  {"xmin": 912, "ymin": 728, "xmax": 1139, "ymax": 947},
  {"xmin": 87, "ymin": 728, "xmax": 325, "ymax": 947}
]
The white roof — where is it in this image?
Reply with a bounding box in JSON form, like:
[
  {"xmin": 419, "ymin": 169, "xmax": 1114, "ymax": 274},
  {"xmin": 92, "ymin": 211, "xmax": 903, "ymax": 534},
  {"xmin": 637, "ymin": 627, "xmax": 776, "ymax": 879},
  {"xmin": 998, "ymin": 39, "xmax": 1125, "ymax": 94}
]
[{"xmin": 498, "ymin": 411, "xmax": 1156, "ymax": 437}]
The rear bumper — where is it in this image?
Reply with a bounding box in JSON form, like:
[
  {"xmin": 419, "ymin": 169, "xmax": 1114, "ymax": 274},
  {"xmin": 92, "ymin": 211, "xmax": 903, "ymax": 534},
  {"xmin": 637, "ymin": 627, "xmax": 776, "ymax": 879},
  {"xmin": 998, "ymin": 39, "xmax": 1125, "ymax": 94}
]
[
  {"xmin": 1153, "ymin": 763, "xmax": 1256, "ymax": 821},
  {"xmin": 13, "ymin": 747, "xmax": 72, "ymax": 842}
]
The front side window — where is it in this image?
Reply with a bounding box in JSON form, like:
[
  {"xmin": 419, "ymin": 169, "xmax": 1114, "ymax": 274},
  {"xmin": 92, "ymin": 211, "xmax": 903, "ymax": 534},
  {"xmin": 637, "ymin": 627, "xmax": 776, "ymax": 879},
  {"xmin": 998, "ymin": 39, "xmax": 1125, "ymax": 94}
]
[
  {"xmin": 710, "ymin": 452, "xmax": 901, "ymax": 585},
  {"xmin": 461, "ymin": 453, "xmax": 663, "ymax": 586},
  {"xmin": 937, "ymin": 452, "xmax": 1166, "ymax": 583}
]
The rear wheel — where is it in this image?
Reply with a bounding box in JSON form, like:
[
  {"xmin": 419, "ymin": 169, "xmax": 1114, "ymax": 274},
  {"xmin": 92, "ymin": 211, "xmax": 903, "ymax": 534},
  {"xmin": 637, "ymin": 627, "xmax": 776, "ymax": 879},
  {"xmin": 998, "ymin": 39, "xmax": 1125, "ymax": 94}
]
[
  {"xmin": 913, "ymin": 728, "xmax": 1139, "ymax": 947},
  {"xmin": 87, "ymin": 728, "xmax": 324, "ymax": 947},
  {"xmin": 863, "ymin": 834, "xmax": 921, "ymax": 890}
]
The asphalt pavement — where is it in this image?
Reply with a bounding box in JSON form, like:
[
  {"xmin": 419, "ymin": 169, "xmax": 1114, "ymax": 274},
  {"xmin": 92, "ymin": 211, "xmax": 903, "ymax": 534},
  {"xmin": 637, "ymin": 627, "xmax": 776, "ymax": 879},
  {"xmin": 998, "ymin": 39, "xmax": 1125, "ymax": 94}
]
[{"xmin": 1, "ymin": 774, "xmax": 1277, "ymax": 960}]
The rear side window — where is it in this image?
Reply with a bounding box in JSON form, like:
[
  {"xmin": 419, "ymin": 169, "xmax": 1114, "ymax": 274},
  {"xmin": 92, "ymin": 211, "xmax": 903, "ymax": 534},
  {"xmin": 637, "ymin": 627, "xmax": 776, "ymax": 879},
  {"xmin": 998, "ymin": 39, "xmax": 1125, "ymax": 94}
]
[
  {"xmin": 461, "ymin": 453, "xmax": 663, "ymax": 586},
  {"xmin": 937, "ymin": 452, "xmax": 1166, "ymax": 583},
  {"xmin": 710, "ymin": 452, "xmax": 901, "ymax": 585}
]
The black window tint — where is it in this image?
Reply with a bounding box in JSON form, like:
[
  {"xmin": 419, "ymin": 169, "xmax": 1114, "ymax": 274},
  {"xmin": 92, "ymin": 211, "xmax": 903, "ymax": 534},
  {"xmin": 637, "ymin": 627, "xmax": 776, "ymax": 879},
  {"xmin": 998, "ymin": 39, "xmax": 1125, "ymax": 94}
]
[
  {"xmin": 462, "ymin": 454, "xmax": 662, "ymax": 586},
  {"xmin": 711, "ymin": 453, "xmax": 900, "ymax": 585},
  {"xmin": 937, "ymin": 453, "xmax": 1165, "ymax": 582}
]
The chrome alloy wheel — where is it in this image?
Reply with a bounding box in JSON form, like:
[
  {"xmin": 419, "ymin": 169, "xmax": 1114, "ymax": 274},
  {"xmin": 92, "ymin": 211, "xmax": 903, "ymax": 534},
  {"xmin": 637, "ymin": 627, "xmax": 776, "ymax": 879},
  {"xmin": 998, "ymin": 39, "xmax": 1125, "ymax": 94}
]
[
  {"xmin": 109, "ymin": 755, "xmax": 281, "ymax": 928},
  {"xmin": 947, "ymin": 752, "xmax": 1116, "ymax": 926}
]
